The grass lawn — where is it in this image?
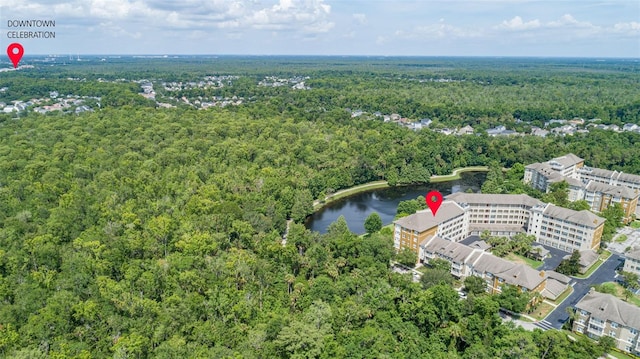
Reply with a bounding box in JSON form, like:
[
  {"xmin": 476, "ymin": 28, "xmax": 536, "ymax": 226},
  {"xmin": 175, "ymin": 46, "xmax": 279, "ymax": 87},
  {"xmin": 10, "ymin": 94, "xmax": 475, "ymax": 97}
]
[
  {"xmin": 597, "ymin": 282, "xmax": 640, "ymax": 307},
  {"xmin": 574, "ymin": 250, "xmax": 611, "ymax": 279},
  {"xmin": 631, "ymin": 221, "xmax": 640, "ymax": 229},
  {"xmin": 608, "ymin": 350, "xmax": 638, "ymax": 359},
  {"xmin": 530, "ymin": 302, "xmax": 555, "ymax": 321},
  {"xmin": 313, "ymin": 180, "xmax": 389, "ymax": 210},
  {"xmin": 429, "ymin": 166, "xmax": 489, "ymax": 183},
  {"xmin": 616, "ymin": 234, "xmax": 628, "ymax": 243},
  {"xmin": 506, "ymin": 253, "xmax": 543, "ymax": 269}
]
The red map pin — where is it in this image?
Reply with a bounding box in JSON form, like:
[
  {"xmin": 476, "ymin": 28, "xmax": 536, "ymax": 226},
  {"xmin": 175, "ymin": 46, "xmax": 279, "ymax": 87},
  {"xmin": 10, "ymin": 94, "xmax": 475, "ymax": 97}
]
[
  {"xmin": 425, "ymin": 190, "xmax": 443, "ymax": 216},
  {"xmin": 7, "ymin": 43, "xmax": 24, "ymax": 69}
]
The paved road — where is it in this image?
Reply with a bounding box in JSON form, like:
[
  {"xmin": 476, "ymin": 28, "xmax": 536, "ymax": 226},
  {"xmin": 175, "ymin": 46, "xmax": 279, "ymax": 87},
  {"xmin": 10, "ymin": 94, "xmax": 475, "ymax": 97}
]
[
  {"xmin": 537, "ymin": 243, "xmax": 569, "ymax": 271},
  {"xmin": 542, "ymin": 253, "xmax": 623, "ymax": 330}
]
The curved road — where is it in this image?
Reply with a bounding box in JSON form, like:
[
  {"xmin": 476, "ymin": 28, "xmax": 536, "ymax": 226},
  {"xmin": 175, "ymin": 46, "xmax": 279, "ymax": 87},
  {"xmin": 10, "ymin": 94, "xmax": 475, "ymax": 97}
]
[{"xmin": 538, "ymin": 253, "xmax": 623, "ymax": 330}]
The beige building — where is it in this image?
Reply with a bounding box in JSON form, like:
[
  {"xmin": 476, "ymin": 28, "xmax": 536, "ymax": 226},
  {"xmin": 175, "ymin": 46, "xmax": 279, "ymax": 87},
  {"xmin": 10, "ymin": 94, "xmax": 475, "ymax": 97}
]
[
  {"xmin": 393, "ymin": 193, "xmax": 605, "ymax": 259},
  {"xmin": 393, "ymin": 201, "xmax": 466, "ymax": 254},
  {"xmin": 419, "ymin": 235, "xmax": 564, "ymax": 301},
  {"xmin": 524, "ymin": 154, "xmax": 640, "ymax": 221},
  {"xmin": 623, "ymin": 248, "xmax": 640, "ymax": 277},
  {"xmin": 573, "ymin": 289, "xmax": 640, "ymax": 356},
  {"xmin": 527, "ymin": 203, "xmax": 605, "ymax": 252}
]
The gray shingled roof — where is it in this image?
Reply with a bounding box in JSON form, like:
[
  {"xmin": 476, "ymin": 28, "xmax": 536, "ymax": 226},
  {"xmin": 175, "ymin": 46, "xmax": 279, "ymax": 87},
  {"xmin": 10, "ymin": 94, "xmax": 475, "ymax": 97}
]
[
  {"xmin": 543, "ymin": 204, "xmax": 605, "ymax": 228},
  {"xmin": 586, "ymin": 181, "xmax": 639, "ymax": 199},
  {"xmin": 563, "ymin": 249, "xmax": 599, "ymax": 268},
  {"xmin": 549, "ymin": 153, "xmax": 584, "ymax": 168},
  {"xmin": 626, "ymin": 248, "xmax": 640, "ymax": 261},
  {"xmin": 542, "ymin": 278, "xmax": 569, "ymax": 300},
  {"xmin": 497, "ymin": 263, "xmax": 546, "ymax": 290},
  {"xmin": 394, "ymin": 201, "xmax": 465, "ymax": 232},
  {"xmin": 422, "ymin": 236, "xmax": 548, "ymax": 291},
  {"xmin": 422, "ymin": 236, "xmax": 474, "ymax": 263},
  {"xmin": 546, "ymin": 270, "xmax": 571, "ymax": 284},
  {"xmin": 580, "ymin": 167, "xmax": 640, "ymax": 185},
  {"xmin": 472, "ymin": 255, "xmax": 516, "ymax": 278},
  {"xmin": 576, "ymin": 290, "xmax": 640, "ymax": 330},
  {"xmin": 447, "ymin": 192, "xmax": 544, "ymax": 207}
]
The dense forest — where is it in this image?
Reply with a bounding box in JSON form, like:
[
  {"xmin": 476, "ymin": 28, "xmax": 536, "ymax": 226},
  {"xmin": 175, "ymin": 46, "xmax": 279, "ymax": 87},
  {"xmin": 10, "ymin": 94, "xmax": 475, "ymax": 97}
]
[{"xmin": 0, "ymin": 57, "xmax": 639, "ymax": 357}]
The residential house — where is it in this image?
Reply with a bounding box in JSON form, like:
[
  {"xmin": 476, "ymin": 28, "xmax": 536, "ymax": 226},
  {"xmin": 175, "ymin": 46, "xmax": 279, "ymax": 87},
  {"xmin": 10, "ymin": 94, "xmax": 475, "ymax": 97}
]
[
  {"xmin": 486, "ymin": 125, "xmax": 518, "ymax": 136},
  {"xmin": 457, "ymin": 125, "xmax": 474, "ymax": 135}
]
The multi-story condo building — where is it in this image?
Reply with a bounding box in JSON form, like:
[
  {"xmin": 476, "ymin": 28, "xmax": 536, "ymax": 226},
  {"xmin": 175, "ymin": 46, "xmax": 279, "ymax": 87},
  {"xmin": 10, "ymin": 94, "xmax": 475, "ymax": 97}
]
[
  {"xmin": 623, "ymin": 248, "xmax": 640, "ymax": 277},
  {"xmin": 573, "ymin": 289, "xmax": 640, "ymax": 356},
  {"xmin": 419, "ymin": 235, "xmax": 552, "ymax": 298},
  {"xmin": 527, "ymin": 203, "xmax": 605, "ymax": 252},
  {"xmin": 393, "ymin": 201, "xmax": 466, "ymax": 254},
  {"xmin": 393, "ymin": 193, "xmax": 605, "ymax": 257},
  {"xmin": 524, "ymin": 154, "xmax": 640, "ymax": 221},
  {"xmin": 447, "ymin": 192, "xmax": 543, "ymax": 237},
  {"xmin": 584, "ymin": 181, "xmax": 639, "ymax": 222},
  {"xmin": 579, "ymin": 167, "xmax": 640, "ymax": 191}
]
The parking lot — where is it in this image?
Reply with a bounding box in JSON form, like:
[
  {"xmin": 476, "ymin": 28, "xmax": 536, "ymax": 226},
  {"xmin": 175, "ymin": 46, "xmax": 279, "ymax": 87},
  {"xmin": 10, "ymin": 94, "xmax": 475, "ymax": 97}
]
[{"xmin": 606, "ymin": 226, "xmax": 640, "ymax": 255}]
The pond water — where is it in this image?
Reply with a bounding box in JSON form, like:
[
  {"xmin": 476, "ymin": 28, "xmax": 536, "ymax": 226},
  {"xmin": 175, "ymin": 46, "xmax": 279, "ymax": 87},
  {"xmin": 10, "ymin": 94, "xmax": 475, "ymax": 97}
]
[{"xmin": 305, "ymin": 171, "xmax": 486, "ymax": 234}]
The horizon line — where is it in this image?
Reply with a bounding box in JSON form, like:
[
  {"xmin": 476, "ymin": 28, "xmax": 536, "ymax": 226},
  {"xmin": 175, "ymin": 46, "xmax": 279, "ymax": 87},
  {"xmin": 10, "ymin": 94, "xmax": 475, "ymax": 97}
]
[{"xmin": 17, "ymin": 54, "xmax": 640, "ymax": 60}]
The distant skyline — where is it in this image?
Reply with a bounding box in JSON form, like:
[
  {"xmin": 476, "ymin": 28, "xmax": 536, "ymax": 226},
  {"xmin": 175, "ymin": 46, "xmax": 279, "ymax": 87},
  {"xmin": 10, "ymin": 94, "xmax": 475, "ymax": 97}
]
[{"xmin": 1, "ymin": 0, "xmax": 638, "ymax": 58}]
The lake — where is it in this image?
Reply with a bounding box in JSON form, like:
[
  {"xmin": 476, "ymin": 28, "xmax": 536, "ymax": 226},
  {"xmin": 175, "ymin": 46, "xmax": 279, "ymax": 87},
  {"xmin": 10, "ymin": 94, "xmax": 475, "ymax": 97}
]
[{"xmin": 305, "ymin": 171, "xmax": 486, "ymax": 234}]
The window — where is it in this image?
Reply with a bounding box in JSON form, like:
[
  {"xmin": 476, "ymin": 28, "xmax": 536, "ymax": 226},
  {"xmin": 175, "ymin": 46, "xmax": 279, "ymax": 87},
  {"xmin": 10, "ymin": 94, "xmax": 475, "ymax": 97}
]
[{"xmin": 611, "ymin": 322, "xmax": 619, "ymax": 329}]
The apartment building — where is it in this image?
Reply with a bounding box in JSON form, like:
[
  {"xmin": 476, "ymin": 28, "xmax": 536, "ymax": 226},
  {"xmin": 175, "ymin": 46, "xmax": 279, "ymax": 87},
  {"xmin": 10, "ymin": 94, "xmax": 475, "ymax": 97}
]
[
  {"xmin": 527, "ymin": 203, "xmax": 605, "ymax": 252},
  {"xmin": 573, "ymin": 289, "xmax": 640, "ymax": 356},
  {"xmin": 393, "ymin": 193, "xmax": 605, "ymax": 256},
  {"xmin": 584, "ymin": 181, "xmax": 639, "ymax": 222},
  {"xmin": 579, "ymin": 167, "xmax": 640, "ymax": 191},
  {"xmin": 393, "ymin": 201, "xmax": 466, "ymax": 254},
  {"xmin": 524, "ymin": 154, "xmax": 640, "ymax": 219},
  {"xmin": 420, "ymin": 235, "xmax": 561, "ymax": 300},
  {"xmin": 447, "ymin": 192, "xmax": 543, "ymax": 237},
  {"xmin": 623, "ymin": 248, "xmax": 640, "ymax": 277}
]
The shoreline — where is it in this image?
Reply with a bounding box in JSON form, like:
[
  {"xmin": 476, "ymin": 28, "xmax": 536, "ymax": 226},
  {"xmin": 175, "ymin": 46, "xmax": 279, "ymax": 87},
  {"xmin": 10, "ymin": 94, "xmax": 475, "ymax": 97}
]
[{"xmin": 312, "ymin": 166, "xmax": 489, "ymax": 211}]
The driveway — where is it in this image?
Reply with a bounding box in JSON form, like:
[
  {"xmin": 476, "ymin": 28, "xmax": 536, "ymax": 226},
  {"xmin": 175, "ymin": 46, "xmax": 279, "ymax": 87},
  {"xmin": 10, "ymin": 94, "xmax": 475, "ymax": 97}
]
[
  {"xmin": 541, "ymin": 253, "xmax": 623, "ymax": 330},
  {"xmin": 536, "ymin": 243, "xmax": 570, "ymax": 271}
]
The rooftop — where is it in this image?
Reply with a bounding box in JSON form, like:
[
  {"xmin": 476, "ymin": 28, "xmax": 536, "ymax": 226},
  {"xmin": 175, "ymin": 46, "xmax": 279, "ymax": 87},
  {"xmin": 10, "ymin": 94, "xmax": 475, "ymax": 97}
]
[
  {"xmin": 549, "ymin": 153, "xmax": 584, "ymax": 168},
  {"xmin": 586, "ymin": 181, "xmax": 639, "ymax": 199},
  {"xmin": 576, "ymin": 290, "xmax": 640, "ymax": 330},
  {"xmin": 541, "ymin": 204, "xmax": 605, "ymax": 228},
  {"xmin": 394, "ymin": 201, "xmax": 465, "ymax": 232},
  {"xmin": 447, "ymin": 192, "xmax": 544, "ymax": 208},
  {"xmin": 626, "ymin": 248, "xmax": 640, "ymax": 261}
]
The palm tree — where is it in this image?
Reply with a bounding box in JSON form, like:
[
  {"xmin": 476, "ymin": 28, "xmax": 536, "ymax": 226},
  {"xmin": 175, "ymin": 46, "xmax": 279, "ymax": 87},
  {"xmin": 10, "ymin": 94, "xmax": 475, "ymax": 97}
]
[{"xmin": 285, "ymin": 273, "xmax": 295, "ymax": 294}]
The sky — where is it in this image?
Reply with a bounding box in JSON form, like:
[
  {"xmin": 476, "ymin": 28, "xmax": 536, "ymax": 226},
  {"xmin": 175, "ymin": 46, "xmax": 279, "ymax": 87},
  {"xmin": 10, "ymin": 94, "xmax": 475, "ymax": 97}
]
[{"xmin": 0, "ymin": 0, "xmax": 638, "ymax": 57}]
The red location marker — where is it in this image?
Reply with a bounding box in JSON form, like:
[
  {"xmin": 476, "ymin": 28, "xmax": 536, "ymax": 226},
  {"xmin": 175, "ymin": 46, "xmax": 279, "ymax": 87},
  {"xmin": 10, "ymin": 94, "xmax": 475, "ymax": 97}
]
[
  {"xmin": 425, "ymin": 190, "xmax": 443, "ymax": 216},
  {"xmin": 7, "ymin": 43, "xmax": 24, "ymax": 69}
]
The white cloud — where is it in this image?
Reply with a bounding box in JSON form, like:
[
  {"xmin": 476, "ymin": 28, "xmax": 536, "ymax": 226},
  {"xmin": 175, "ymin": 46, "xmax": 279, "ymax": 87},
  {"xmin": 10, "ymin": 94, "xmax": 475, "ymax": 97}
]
[
  {"xmin": 245, "ymin": 0, "xmax": 334, "ymax": 33},
  {"xmin": 353, "ymin": 13, "xmax": 367, "ymax": 25},
  {"xmin": 396, "ymin": 19, "xmax": 480, "ymax": 40},
  {"xmin": 2, "ymin": 0, "xmax": 334, "ymax": 34},
  {"xmin": 613, "ymin": 21, "xmax": 640, "ymax": 32},
  {"xmin": 498, "ymin": 16, "xmax": 541, "ymax": 30}
]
